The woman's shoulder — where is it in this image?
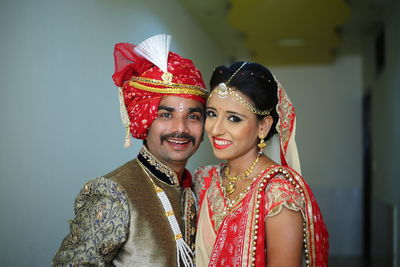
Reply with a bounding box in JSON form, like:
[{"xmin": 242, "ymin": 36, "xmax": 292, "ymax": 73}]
[
  {"xmin": 259, "ymin": 164, "xmax": 302, "ymax": 183},
  {"xmin": 259, "ymin": 165, "xmax": 305, "ymax": 218},
  {"xmin": 261, "ymin": 166, "xmax": 303, "ymax": 194}
]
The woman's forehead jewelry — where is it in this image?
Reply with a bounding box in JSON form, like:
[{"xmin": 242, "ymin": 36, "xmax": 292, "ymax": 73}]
[
  {"xmin": 214, "ymin": 83, "xmax": 229, "ymax": 98},
  {"xmin": 209, "ymin": 83, "xmax": 271, "ymax": 116},
  {"xmin": 208, "ymin": 61, "xmax": 271, "ymax": 116}
]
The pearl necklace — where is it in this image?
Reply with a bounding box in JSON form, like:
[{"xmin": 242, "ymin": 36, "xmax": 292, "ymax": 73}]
[
  {"xmin": 224, "ymin": 154, "xmax": 261, "ymax": 195},
  {"xmin": 138, "ymin": 161, "xmax": 194, "ymax": 267}
]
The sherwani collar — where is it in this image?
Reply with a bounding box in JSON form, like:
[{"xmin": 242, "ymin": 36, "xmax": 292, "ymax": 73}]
[{"xmin": 137, "ymin": 145, "xmax": 188, "ymax": 186}]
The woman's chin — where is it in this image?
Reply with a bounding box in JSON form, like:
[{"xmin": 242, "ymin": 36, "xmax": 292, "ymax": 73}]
[{"xmin": 211, "ymin": 150, "xmax": 230, "ymax": 161}]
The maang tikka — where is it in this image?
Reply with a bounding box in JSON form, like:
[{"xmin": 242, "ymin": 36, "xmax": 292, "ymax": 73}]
[{"xmin": 208, "ymin": 62, "xmax": 272, "ymax": 116}]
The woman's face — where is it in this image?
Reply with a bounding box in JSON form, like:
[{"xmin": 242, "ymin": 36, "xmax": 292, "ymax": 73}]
[{"xmin": 205, "ymin": 90, "xmax": 261, "ymax": 161}]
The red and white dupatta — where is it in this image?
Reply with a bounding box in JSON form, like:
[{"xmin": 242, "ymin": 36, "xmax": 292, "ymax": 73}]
[{"xmin": 196, "ymin": 81, "xmax": 329, "ymax": 266}]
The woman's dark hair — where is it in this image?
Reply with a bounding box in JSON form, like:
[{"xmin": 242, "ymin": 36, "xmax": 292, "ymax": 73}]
[{"xmin": 209, "ymin": 61, "xmax": 279, "ymax": 141}]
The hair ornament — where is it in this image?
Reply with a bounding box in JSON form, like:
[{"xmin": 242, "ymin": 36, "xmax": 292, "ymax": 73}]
[
  {"xmin": 209, "ymin": 83, "xmax": 271, "ymax": 115},
  {"xmin": 209, "ymin": 61, "xmax": 272, "ymax": 115},
  {"xmin": 227, "ymin": 62, "xmax": 247, "ymax": 84}
]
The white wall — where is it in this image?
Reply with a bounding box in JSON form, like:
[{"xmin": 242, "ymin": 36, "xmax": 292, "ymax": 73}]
[
  {"xmin": 0, "ymin": 0, "xmax": 225, "ymax": 265},
  {"xmin": 0, "ymin": 0, "xmax": 367, "ymax": 264},
  {"xmin": 272, "ymin": 55, "xmax": 364, "ymax": 256},
  {"xmin": 360, "ymin": 0, "xmax": 400, "ymax": 265}
]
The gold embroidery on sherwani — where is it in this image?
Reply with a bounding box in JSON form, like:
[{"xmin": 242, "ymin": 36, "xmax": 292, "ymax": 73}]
[
  {"xmin": 108, "ymin": 160, "xmax": 186, "ymax": 266},
  {"xmin": 52, "ymin": 177, "xmax": 130, "ymax": 265},
  {"xmin": 139, "ymin": 145, "xmax": 179, "ymax": 185},
  {"xmin": 182, "ymin": 187, "xmax": 197, "ymax": 250},
  {"xmin": 53, "ymin": 156, "xmax": 197, "ymax": 266}
]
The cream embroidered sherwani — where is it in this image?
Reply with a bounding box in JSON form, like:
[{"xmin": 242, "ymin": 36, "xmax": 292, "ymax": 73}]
[{"xmin": 52, "ymin": 146, "xmax": 196, "ymax": 266}]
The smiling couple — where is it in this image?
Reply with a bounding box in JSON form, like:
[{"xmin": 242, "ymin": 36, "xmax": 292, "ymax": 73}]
[{"xmin": 53, "ymin": 34, "xmax": 328, "ymax": 267}]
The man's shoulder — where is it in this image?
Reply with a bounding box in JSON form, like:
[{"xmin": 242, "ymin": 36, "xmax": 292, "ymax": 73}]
[
  {"xmin": 100, "ymin": 159, "xmax": 149, "ymax": 195},
  {"xmin": 75, "ymin": 160, "xmax": 139, "ymax": 200},
  {"xmin": 103, "ymin": 159, "xmax": 141, "ymax": 180}
]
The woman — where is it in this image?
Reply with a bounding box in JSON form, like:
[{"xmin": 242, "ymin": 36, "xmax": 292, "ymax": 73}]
[{"xmin": 194, "ymin": 62, "xmax": 328, "ymax": 266}]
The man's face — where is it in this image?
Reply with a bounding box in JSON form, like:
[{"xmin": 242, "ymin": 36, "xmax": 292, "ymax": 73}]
[{"xmin": 145, "ymin": 96, "xmax": 205, "ymax": 168}]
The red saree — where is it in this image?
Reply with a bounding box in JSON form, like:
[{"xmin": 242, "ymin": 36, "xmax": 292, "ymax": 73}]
[
  {"xmin": 194, "ymin": 164, "xmax": 328, "ymax": 267},
  {"xmin": 195, "ymin": 76, "xmax": 328, "ymax": 266}
]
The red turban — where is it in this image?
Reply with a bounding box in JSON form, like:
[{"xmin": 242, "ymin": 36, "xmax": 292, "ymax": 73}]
[{"xmin": 112, "ymin": 35, "xmax": 207, "ymax": 146}]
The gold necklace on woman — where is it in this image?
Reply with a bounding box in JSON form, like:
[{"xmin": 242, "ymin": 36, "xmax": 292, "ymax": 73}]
[{"xmin": 224, "ymin": 154, "xmax": 261, "ymax": 195}]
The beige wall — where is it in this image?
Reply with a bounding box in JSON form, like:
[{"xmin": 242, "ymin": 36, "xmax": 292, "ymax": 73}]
[
  {"xmin": 3, "ymin": 0, "xmax": 390, "ymax": 264},
  {"xmin": 0, "ymin": 0, "xmax": 225, "ymax": 265},
  {"xmin": 273, "ymin": 56, "xmax": 363, "ymax": 188},
  {"xmin": 272, "ymin": 55, "xmax": 364, "ymax": 256}
]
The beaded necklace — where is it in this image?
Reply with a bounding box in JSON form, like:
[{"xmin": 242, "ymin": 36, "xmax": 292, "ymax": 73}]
[{"xmin": 138, "ymin": 161, "xmax": 194, "ymax": 267}]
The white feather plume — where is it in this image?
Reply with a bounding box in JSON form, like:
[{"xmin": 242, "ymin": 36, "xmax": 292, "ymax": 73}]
[{"xmin": 134, "ymin": 34, "xmax": 171, "ymax": 73}]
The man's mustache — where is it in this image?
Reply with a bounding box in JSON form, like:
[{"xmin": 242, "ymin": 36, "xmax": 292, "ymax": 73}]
[{"xmin": 160, "ymin": 132, "xmax": 196, "ymax": 145}]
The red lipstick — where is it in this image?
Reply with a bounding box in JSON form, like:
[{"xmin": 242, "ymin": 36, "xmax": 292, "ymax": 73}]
[{"xmin": 212, "ymin": 137, "xmax": 233, "ymax": 149}]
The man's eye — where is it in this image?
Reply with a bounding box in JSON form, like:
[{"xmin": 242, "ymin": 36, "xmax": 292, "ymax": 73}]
[
  {"xmin": 188, "ymin": 114, "xmax": 201, "ymax": 120},
  {"xmin": 228, "ymin": 115, "xmax": 242, "ymax": 123},
  {"xmin": 159, "ymin": 112, "xmax": 172, "ymax": 118},
  {"xmin": 206, "ymin": 110, "xmax": 216, "ymax": 118}
]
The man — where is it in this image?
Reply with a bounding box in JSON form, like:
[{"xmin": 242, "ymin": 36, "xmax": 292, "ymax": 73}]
[{"xmin": 52, "ymin": 34, "xmax": 208, "ymax": 266}]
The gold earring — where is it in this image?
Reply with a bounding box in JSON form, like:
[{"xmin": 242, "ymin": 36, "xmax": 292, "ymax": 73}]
[{"xmin": 258, "ymin": 134, "xmax": 266, "ymax": 154}]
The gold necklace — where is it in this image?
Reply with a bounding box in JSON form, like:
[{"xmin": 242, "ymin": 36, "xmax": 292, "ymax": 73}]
[
  {"xmin": 224, "ymin": 154, "xmax": 261, "ymax": 195},
  {"xmin": 225, "ymin": 165, "xmax": 275, "ymax": 211},
  {"xmin": 226, "ymin": 175, "xmax": 258, "ymax": 211}
]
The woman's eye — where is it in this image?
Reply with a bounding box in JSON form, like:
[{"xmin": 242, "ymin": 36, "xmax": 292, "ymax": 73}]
[
  {"xmin": 206, "ymin": 110, "xmax": 216, "ymax": 118},
  {"xmin": 228, "ymin": 115, "xmax": 242, "ymax": 122}
]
